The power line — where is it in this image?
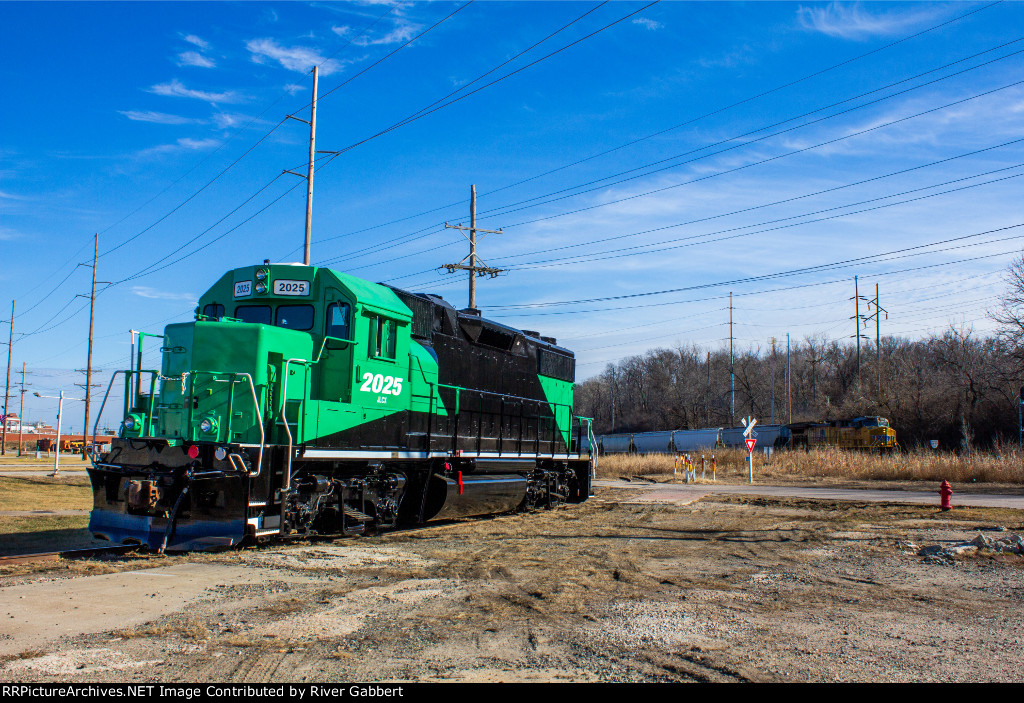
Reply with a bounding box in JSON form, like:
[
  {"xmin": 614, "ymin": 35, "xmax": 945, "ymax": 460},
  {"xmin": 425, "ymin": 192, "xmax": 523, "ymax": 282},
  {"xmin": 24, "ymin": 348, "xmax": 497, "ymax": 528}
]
[
  {"xmin": 488, "ymin": 222, "xmax": 1024, "ymax": 310},
  {"xmin": 305, "ymin": 1, "xmax": 1005, "ymax": 256},
  {"xmin": 322, "ymin": 61, "xmax": 1024, "ymax": 271},
  {"xmin": 379, "ymin": 157, "xmax": 1024, "ymax": 290},
  {"xmin": 504, "ymin": 167, "xmax": 1024, "ymax": 271}
]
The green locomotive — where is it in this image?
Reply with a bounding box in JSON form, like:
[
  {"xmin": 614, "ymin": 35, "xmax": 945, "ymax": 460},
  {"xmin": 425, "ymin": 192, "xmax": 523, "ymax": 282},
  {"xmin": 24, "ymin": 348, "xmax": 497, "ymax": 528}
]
[{"xmin": 88, "ymin": 262, "xmax": 594, "ymax": 551}]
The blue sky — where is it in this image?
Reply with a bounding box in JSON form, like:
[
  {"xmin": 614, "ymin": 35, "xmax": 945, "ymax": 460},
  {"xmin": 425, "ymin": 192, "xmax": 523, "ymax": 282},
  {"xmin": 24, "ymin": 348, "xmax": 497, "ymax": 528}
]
[{"xmin": 2, "ymin": 1, "xmax": 1023, "ymax": 427}]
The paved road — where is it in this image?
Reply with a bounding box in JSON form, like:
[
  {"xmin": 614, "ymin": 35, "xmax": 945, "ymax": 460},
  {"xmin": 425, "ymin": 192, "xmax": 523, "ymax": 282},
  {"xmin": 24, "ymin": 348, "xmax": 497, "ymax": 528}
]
[{"xmin": 594, "ymin": 479, "xmax": 1024, "ymax": 510}]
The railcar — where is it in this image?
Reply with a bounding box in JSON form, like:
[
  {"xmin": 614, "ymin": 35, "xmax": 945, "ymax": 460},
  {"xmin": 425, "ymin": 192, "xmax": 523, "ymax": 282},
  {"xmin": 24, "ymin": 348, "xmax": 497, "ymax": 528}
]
[{"xmin": 87, "ymin": 262, "xmax": 594, "ymax": 551}]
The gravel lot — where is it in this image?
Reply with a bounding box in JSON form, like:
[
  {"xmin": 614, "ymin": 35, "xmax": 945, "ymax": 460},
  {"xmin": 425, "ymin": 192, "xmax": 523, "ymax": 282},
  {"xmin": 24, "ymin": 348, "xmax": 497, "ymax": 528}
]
[{"xmin": 2, "ymin": 484, "xmax": 1024, "ymax": 683}]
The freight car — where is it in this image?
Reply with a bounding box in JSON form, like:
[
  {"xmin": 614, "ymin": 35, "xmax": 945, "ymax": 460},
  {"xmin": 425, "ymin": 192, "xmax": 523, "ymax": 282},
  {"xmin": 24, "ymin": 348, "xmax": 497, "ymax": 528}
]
[
  {"xmin": 594, "ymin": 428, "xmax": 723, "ymax": 454},
  {"xmin": 87, "ymin": 262, "xmax": 594, "ymax": 551}
]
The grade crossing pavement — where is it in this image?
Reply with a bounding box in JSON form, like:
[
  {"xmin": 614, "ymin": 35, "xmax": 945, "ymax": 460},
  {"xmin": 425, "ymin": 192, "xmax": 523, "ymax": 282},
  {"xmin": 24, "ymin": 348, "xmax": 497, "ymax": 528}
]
[{"xmin": 594, "ymin": 479, "xmax": 1024, "ymax": 510}]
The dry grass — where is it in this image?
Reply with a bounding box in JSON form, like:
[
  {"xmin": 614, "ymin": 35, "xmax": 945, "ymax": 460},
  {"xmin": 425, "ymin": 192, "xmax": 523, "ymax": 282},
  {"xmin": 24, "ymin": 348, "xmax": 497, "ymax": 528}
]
[
  {"xmin": 595, "ymin": 447, "xmax": 1024, "ymax": 484},
  {"xmin": 0, "ymin": 475, "xmax": 92, "ymax": 512},
  {"xmin": 0, "ymin": 454, "xmax": 92, "ymax": 468},
  {"xmin": 114, "ymin": 621, "xmax": 211, "ymax": 641}
]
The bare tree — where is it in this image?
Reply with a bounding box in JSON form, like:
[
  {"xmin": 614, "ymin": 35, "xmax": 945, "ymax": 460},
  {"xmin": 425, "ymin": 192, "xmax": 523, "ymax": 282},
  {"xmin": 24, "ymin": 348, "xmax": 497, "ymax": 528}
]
[{"xmin": 993, "ymin": 254, "xmax": 1024, "ymax": 369}]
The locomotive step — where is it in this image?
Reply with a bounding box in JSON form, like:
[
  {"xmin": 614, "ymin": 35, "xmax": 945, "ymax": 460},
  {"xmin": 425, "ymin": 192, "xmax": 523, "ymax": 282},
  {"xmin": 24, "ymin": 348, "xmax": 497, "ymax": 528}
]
[{"xmin": 343, "ymin": 506, "xmax": 373, "ymax": 523}]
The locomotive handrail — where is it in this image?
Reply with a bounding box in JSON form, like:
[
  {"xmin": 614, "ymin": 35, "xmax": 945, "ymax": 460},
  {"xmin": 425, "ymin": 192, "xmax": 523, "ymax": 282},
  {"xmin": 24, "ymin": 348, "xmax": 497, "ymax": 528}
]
[
  {"xmin": 313, "ymin": 335, "xmax": 359, "ymax": 362},
  {"xmin": 91, "ymin": 368, "xmax": 266, "ymax": 476},
  {"xmin": 279, "ymin": 357, "xmax": 309, "ymax": 495},
  {"xmin": 273, "ymin": 348, "xmax": 350, "ymax": 494},
  {"xmin": 132, "ymin": 332, "xmax": 165, "ymax": 409},
  {"xmin": 90, "ymin": 369, "xmax": 159, "ymax": 462},
  {"xmin": 434, "ymin": 382, "xmax": 580, "ymax": 457},
  {"xmin": 183, "ymin": 370, "xmax": 265, "ymax": 477}
]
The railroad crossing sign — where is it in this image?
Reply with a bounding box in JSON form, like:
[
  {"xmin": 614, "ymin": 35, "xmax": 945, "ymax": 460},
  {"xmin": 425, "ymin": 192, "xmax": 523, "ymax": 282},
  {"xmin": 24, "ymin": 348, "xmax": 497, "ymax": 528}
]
[
  {"xmin": 745, "ymin": 437, "xmax": 756, "ymax": 452},
  {"xmin": 741, "ymin": 416, "xmax": 757, "ymax": 437}
]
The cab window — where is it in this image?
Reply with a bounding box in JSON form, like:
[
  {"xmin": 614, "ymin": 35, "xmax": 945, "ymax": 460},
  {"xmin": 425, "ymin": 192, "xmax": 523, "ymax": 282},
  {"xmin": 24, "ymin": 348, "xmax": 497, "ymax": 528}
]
[
  {"xmin": 326, "ymin": 303, "xmax": 351, "ymax": 340},
  {"xmin": 235, "ymin": 305, "xmax": 271, "ymax": 324},
  {"xmin": 202, "ymin": 303, "xmax": 225, "ymax": 320},
  {"xmin": 276, "ymin": 305, "xmax": 314, "ymax": 331},
  {"xmin": 369, "ymin": 316, "xmax": 396, "ymax": 360}
]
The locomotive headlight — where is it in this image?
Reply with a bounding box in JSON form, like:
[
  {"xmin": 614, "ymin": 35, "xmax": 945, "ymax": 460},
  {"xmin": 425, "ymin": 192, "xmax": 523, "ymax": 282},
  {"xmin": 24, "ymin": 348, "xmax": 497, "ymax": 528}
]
[
  {"xmin": 199, "ymin": 416, "xmax": 218, "ymax": 435},
  {"xmin": 255, "ymin": 282, "xmax": 268, "ymax": 295},
  {"xmin": 255, "ymin": 268, "xmax": 268, "ymax": 282},
  {"xmin": 122, "ymin": 413, "xmax": 143, "ymax": 433}
]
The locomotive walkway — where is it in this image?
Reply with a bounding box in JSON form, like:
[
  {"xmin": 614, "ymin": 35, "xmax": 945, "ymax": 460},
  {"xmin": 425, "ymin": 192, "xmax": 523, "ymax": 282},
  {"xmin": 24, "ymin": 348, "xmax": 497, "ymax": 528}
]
[{"xmin": 593, "ymin": 479, "xmax": 1024, "ymax": 510}]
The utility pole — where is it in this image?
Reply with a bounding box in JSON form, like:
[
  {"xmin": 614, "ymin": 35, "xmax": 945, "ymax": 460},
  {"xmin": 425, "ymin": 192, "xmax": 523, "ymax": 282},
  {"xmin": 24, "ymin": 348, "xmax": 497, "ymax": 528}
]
[
  {"xmin": 284, "ymin": 66, "xmax": 337, "ymax": 266},
  {"xmin": 442, "ymin": 185, "xmax": 504, "ymax": 310},
  {"xmin": 706, "ymin": 350, "xmax": 711, "ymax": 426},
  {"xmin": 769, "ymin": 336, "xmax": 777, "ymax": 424},
  {"xmin": 17, "ymin": 363, "xmax": 30, "ymax": 456},
  {"xmin": 865, "ymin": 282, "xmax": 888, "ymax": 398},
  {"xmin": 83, "ymin": 233, "xmax": 98, "ymax": 452},
  {"xmin": 304, "ymin": 65, "xmax": 317, "ymax": 266},
  {"xmin": 850, "ymin": 276, "xmax": 870, "ymax": 390},
  {"xmin": 729, "ymin": 292, "xmax": 735, "ymax": 426},
  {"xmin": 786, "ymin": 332, "xmax": 792, "ymax": 424},
  {"xmin": 2, "ymin": 299, "xmax": 12, "ymax": 456}
]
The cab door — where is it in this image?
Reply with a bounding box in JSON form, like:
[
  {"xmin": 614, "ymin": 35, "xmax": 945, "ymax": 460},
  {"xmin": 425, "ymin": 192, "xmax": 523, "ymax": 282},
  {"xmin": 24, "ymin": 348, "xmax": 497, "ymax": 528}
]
[{"xmin": 315, "ymin": 289, "xmax": 354, "ymax": 402}]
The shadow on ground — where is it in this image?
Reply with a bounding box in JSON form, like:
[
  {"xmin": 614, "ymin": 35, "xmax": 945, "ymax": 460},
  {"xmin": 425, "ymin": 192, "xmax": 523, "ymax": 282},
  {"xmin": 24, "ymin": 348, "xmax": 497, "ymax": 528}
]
[{"xmin": 0, "ymin": 528, "xmax": 106, "ymax": 557}]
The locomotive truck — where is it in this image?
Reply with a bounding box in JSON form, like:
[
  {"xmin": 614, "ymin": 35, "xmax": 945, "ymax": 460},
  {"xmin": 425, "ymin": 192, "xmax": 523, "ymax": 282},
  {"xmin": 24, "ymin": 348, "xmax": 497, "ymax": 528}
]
[{"xmin": 88, "ymin": 262, "xmax": 594, "ymax": 551}]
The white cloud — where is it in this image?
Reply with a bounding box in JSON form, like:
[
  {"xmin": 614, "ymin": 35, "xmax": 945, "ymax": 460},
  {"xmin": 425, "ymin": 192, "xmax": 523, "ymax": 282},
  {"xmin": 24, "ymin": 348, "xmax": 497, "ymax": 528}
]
[
  {"xmin": 181, "ymin": 34, "xmax": 209, "ymax": 50},
  {"xmin": 137, "ymin": 137, "xmax": 220, "ymax": 157},
  {"xmin": 797, "ymin": 2, "xmax": 949, "ymax": 41},
  {"xmin": 118, "ymin": 110, "xmax": 202, "ymax": 125},
  {"xmin": 632, "ymin": 18, "xmax": 662, "ymax": 31},
  {"xmin": 283, "ymin": 83, "xmax": 305, "ymax": 95},
  {"xmin": 246, "ymin": 38, "xmax": 344, "ymax": 76},
  {"xmin": 211, "ymin": 113, "xmax": 249, "ymax": 129},
  {"xmin": 332, "ymin": 16, "xmax": 422, "ymax": 46},
  {"xmin": 131, "ymin": 286, "xmax": 198, "ymax": 303},
  {"xmin": 148, "ymin": 79, "xmax": 245, "ymax": 104},
  {"xmin": 177, "ymin": 51, "xmax": 215, "ymax": 69}
]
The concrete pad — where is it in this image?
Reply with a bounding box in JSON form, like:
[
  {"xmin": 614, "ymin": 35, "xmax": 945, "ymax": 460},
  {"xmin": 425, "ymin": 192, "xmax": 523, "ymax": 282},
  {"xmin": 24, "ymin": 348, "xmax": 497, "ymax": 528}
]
[{"xmin": 0, "ymin": 563, "xmax": 310, "ymax": 656}]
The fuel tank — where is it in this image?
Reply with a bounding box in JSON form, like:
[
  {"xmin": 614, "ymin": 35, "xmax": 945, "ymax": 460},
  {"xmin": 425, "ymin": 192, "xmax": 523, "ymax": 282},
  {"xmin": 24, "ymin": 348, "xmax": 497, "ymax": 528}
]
[{"xmin": 423, "ymin": 473, "xmax": 528, "ymax": 520}]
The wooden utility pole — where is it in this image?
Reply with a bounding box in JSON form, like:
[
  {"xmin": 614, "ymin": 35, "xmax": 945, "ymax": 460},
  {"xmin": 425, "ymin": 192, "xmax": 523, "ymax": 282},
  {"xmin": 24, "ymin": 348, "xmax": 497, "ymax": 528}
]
[
  {"xmin": 786, "ymin": 332, "xmax": 792, "ymax": 423},
  {"xmin": 769, "ymin": 336, "xmax": 778, "ymax": 424},
  {"xmin": 17, "ymin": 362, "xmax": 29, "ymax": 456},
  {"xmin": 83, "ymin": 233, "xmax": 98, "ymax": 449},
  {"xmin": 729, "ymin": 292, "xmax": 735, "ymax": 426},
  {"xmin": 2, "ymin": 299, "xmax": 13, "ymax": 456},
  {"xmin": 284, "ymin": 66, "xmax": 336, "ymax": 266},
  {"xmin": 442, "ymin": 185, "xmax": 504, "ymax": 310},
  {"xmin": 304, "ymin": 66, "xmax": 317, "ymax": 266}
]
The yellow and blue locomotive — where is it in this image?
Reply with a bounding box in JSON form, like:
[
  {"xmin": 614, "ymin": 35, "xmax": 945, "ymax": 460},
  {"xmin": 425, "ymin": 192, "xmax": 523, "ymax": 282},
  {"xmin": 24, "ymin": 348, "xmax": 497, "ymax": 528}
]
[{"xmin": 88, "ymin": 262, "xmax": 593, "ymax": 551}]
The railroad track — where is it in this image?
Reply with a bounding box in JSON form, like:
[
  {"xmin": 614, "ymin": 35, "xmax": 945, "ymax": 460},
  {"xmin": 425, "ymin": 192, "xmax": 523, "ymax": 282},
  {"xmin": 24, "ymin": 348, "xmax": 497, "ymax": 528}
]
[{"xmin": 0, "ymin": 544, "xmax": 139, "ymax": 566}]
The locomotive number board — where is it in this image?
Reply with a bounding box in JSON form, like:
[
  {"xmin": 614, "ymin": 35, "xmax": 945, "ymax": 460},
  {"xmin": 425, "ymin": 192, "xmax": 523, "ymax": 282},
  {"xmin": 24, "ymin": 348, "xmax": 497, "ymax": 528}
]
[{"xmin": 273, "ymin": 279, "xmax": 311, "ymax": 296}]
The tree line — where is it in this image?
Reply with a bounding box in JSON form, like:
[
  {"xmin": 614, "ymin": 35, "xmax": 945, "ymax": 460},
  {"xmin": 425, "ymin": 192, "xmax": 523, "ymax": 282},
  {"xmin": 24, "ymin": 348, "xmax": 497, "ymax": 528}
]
[{"xmin": 575, "ymin": 326, "xmax": 1024, "ymax": 450}]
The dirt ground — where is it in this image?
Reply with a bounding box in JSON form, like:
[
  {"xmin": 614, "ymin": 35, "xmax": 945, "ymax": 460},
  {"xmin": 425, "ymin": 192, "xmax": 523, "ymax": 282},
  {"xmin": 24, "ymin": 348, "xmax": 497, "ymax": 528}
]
[{"xmin": 2, "ymin": 484, "xmax": 1024, "ymax": 683}]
